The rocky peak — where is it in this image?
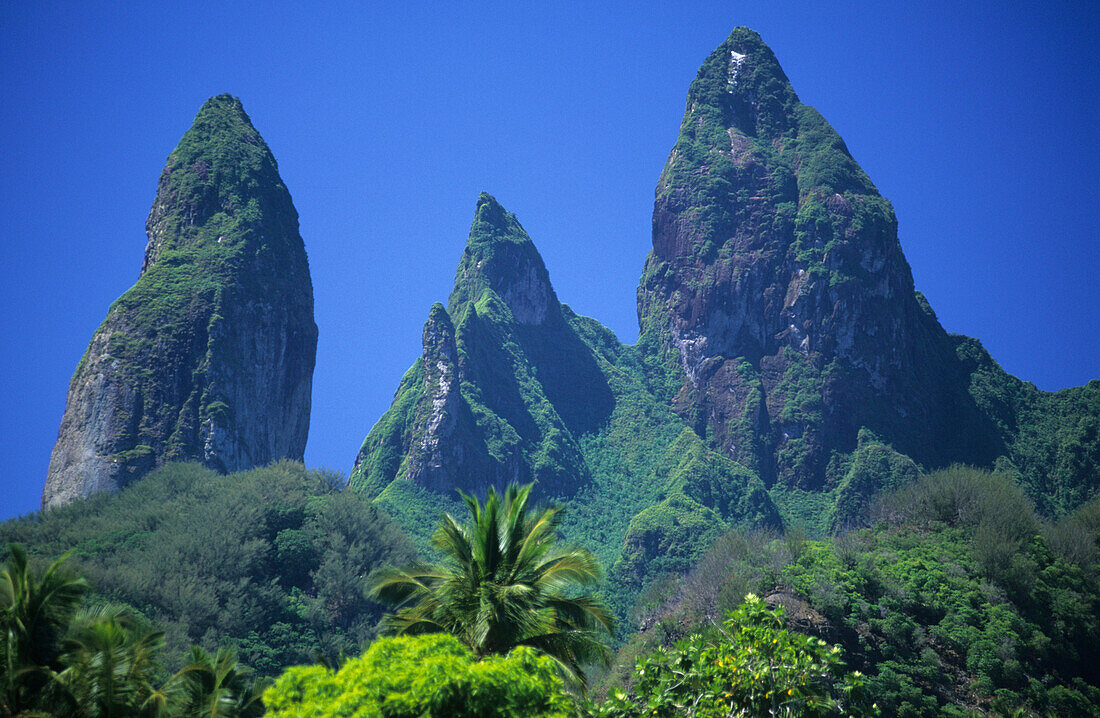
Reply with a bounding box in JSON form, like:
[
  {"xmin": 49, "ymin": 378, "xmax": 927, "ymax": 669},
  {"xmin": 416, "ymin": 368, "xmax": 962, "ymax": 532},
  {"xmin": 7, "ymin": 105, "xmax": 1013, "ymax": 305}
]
[
  {"xmin": 448, "ymin": 193, "xmax": 559, "ymax": 326},
  {"xmin": 43, "ymin": 95, "xmax": 316, "ymax": 509},
  {"xmin": 422, "ymin": 302, "xmax": 457, "ymax": 362},
  {"xmin": 394, "ymin": 303, "xmax": 471, "ymax": 491},
  {"xmin": 682, "ymin": 28, "xmax": 799, "ymax": 143},
  {"xmin": 638, "ymin": 30, "xmax": 996, "ymax": 488},
  {"xmin": 143, "ymin": 94, "xmax": 297, "ymax": 274}
]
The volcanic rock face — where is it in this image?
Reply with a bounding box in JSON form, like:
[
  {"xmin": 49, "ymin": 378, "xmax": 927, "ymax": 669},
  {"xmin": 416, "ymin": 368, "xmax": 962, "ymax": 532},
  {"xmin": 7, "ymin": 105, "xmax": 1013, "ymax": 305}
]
[
  {"xmin": 352, "ymin": 193, "xmax": 779, "ymax": 590},
  {"xmin": 637, "ymin": 29, "xmax": 1002, "ymax": 488},
  {"xmin": 43, "ymin": 95, "xmax": 317, "ymax": 509}
]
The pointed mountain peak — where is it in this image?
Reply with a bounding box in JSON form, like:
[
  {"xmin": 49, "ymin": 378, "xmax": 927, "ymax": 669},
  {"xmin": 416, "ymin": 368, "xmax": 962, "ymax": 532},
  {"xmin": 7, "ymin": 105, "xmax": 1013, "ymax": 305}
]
[
  {"xmin": 199, "ymin": 92, "xmax": 247, "ymax": 113},
  {"xmin": 182, "ymin": 94, "xmax": 270, "ymax": 152},
  {"xmin": 467, "ymin": 192, "xmax": 534, "ymax": 248},
  {"xmin": 449, "ymin": 193, "xmax": 558, "ymax": 326},
  {"xmin": 475, "ymin": 190, "xmax": 501, "ymax": 213},
  {"xmin": 424, "ymin": 302, "xmax": 456, "ymax": 352},
  {"xmin": 43, "ymin": 95, "xmax": 315, "ymax": 509},
  {"xmin": 680, "ymin": 28, "xmax": 798, "ymax": 141},
  {"xmin": 142, "ymin": 94, "xmax": 293, "ymax": 273},
  {"xmin": 637, "ymin": 27, "xmax": 938, "ymax": 490},
  {"xmin": 170, "ymin": 94, "xmax": 269, "ymax": 168}
]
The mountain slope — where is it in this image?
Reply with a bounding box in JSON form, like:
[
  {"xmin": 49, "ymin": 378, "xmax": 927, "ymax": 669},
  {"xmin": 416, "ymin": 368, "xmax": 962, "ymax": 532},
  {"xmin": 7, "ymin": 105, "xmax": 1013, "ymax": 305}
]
[
  {"xmin": 43, "ymin": 95, "xmax": 317, "ymax": 509},
  {"xmin": 636, "ymin": 28, "xmax": 1009, "ymax": 493}
]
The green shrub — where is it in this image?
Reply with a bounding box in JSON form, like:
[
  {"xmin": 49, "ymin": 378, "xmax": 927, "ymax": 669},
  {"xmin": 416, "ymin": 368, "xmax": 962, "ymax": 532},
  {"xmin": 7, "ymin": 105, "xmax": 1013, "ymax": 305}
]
[
  {"xmin": 263, "ymin": 633, "xmax": 573, "ymax": 718},
  {"xmin": 592, "ymin": 595, "xmax": 873, "ymax": 717}
]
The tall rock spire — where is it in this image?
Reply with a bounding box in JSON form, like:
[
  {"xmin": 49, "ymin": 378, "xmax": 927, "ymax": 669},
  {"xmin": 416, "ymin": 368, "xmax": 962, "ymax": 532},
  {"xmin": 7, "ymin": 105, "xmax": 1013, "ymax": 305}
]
[
  {"xmin": 43, "ymin": 94, "xmax": 317, "ymax": 509},
  {"xmin": 637, "ymin": 29, "xmax": 1001, "ymax": 488}
]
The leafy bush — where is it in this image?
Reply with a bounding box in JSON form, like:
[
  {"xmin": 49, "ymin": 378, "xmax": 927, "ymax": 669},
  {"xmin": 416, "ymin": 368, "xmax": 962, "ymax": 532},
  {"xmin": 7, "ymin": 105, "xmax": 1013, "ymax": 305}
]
[
  {"xmin": 592, "ymin": 595, "xmax": 873, "ymax": 717},
  {"xmin": 263, "ymin": 633, "xmax": 573, "ymax": 718}
]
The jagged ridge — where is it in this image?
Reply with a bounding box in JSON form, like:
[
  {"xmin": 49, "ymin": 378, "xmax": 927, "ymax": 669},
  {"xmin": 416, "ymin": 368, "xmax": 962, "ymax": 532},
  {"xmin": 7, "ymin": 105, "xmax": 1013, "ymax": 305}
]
[{"xmin": 350, "ymin": 29, "xmax": 1097, "ymax": 605}]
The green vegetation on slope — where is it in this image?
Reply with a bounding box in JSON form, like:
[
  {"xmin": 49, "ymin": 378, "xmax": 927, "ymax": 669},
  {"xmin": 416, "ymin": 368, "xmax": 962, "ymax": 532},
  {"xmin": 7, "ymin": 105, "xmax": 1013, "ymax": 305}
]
[
  {"xmin": 958, "ymin": 335, "xmax": 1100, "ymax": 517},
  {"xmin": 2, "ymin": 461, "xmax": 414, "ymax": 676},
  {"xmin": 612, "ymin": 466, "xmax": 1100, "ymax": 717}
]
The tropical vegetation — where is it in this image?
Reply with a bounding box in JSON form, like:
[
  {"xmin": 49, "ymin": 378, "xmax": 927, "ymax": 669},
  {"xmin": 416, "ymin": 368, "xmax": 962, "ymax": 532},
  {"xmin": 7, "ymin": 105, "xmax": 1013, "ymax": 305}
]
[
  {"xmin": 610, "ymin": 466, "xmax": 1100, "ymax": 716},
  {"xmin": 0, "ymin": 461, "xmax": 413, "ymax": 675},
  {"xmin": 1, "ymin": 544, "xmax": 267, "ymax": 717},
  {"xmin": 367, "ymin": 483, "xmax": 614, "ymax": 687},
  {"xmin": 592, "ymin": 595, "xmax": 873, "ymax": 717},
  {"xmin": 263, "ymin": 633, "xmax": 573, "ymax": 718}
]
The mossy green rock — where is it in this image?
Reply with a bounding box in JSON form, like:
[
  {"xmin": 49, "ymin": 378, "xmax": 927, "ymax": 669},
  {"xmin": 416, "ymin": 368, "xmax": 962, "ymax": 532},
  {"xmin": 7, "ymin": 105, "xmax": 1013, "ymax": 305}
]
[
  {"xmin": 352, "ymin": 194, "xmax": 592, "ymax": 497},
  {"xmin": 44, "ymin": 95, "xmax": 317, "ymax": 508},
  {"xmin": 635, "ymin": 28, "xmax": 1096, "ymax": 509},
  {"xmin": 351, "ymin": 194, "xmax": 779, "ymax": 599}
]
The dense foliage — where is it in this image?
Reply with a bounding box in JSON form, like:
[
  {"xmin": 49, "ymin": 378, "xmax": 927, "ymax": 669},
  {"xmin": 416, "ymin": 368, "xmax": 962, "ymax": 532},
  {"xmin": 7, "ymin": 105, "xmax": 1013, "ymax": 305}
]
[
  {"xmin": 264, "ymin": 633, "xmax": 573, "ymax": 718},
  {"xmin": 592, "ymin": 596, "xmax": 872, "ymax": 717},
  {"xmin": 1, "ymin": 546, "xmax": 267, "ymax": 717},
  {"xmin": 958, "ymin": 337, "xmax": 1100, "ymax": 516},
  {"xmin": 1, "ymin": 461, "xmax": 414, "ymax": 675},
  {"xmin": 612, "ymin": 467, "xmax": 1100, "ymax": 716},
  {"xmin": 7, "ymin": 460, "xmax": 1098, "ymax": 715}
]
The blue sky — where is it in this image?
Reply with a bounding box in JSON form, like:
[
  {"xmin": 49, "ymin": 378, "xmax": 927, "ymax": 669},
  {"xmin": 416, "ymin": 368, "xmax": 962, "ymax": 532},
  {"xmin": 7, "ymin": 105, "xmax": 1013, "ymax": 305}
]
[{"xmin": 1, "ymin": 1, "xmax": 1096, "ymax": 519}]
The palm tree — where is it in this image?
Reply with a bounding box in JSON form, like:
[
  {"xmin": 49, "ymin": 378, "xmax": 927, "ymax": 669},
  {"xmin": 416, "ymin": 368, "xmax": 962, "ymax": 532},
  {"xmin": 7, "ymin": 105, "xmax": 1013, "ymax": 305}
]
[
  {"xmin": 58, "ymin": 605, "xmax": 168, "ymax": 718},
  {"xmin": 172, "ymin": 646, "xmax": 268, "ymax": 718},
  {"xmin": 367, "ymin": 483, "xmax": 614, "ymax": 686},
  {"xmin": 1, "ymin": 543, "xmax": 88, "ymax": 716}
]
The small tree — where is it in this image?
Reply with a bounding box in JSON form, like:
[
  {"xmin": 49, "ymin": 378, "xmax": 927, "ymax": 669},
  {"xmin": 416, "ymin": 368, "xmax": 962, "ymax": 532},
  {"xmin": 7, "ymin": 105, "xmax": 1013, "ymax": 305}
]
[{"xmin": 594, "ymin": 595, "xmax": 875, "ymax": 717}]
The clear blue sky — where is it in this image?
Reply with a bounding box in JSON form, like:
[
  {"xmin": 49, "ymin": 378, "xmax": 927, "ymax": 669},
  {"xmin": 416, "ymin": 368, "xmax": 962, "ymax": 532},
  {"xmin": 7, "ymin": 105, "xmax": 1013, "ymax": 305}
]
[{"xmin": 2, "ymin": 2, "xmax": 1096, "ymax": 520}]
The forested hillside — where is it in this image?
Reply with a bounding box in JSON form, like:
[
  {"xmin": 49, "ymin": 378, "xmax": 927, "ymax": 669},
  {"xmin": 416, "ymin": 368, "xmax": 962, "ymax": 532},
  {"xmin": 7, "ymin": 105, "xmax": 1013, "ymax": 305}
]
[
  {"xmin": 3, "ymin": 462, "xmax": 411, "ymax": 675},
  {"xmin": 602, "ymin": 467, "xmax": 1100, "ymax": 716}
]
